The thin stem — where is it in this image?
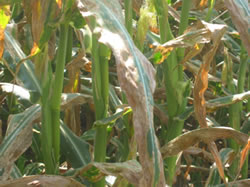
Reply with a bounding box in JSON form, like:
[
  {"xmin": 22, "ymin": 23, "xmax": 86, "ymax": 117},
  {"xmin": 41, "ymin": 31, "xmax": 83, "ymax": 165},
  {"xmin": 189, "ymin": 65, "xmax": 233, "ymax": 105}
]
[
  {"xmin": 50, "ymin": 24, "xmax": 69, "ymax": 172},
  {"xmin": 224, "ymin": 48, "xmax": 240, "ymax": 178},
  {"xmin": 92, "ymin": 34, "xmax": 110, "ymax": 187},
  {"xmin": 238, "ymin": 45, "xmax": 249, "ymax": 179},
  {"xmin": 41, "ymin": 44, "xmax": 55, "ymax": 174}
]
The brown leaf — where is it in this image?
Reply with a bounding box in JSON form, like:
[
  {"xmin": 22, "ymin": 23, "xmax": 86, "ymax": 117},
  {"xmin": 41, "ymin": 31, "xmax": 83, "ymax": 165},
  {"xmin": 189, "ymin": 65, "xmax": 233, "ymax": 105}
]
[
  {"xmin": 31, "ymin": 0, "xmax": 46, "ymax": 44},
  {"xmin": 224, "ymin": 0, "xmax": 250, "ymax": 56},
  {"xmin": 193, "ymin": 21, "xmax": 227, "ymax": 184},
  {"xmin": 207, "ymin": 142, "xmax": 226, "ymax": 183},
  {"xmin": 77, "ymin": 160, "xmax": 142, "ymax": 186},
  {"xmin": 161, "ymin": 127, "xmax": 249, "ymax": 159},
  {"xmin": 239, "ymin": 138, "xmax": 250, "ymax": 171},
  {"xmin": 193, "ymin": 21, "xmax": 227, "ymax": 128}
]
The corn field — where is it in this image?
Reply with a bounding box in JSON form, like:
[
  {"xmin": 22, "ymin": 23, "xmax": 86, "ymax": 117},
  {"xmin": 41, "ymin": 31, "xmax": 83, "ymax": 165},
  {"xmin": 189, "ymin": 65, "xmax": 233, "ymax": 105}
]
[{"xmin": 0, "ymin": 0, "xmax": 249, "ymax": 186}]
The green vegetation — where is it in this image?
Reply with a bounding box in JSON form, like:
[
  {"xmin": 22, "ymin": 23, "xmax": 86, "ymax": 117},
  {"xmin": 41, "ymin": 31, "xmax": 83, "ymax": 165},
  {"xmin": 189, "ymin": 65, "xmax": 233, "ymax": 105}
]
[{"xmin": 0, "ymin": 0, "xmax": 249, "ymax": 186}]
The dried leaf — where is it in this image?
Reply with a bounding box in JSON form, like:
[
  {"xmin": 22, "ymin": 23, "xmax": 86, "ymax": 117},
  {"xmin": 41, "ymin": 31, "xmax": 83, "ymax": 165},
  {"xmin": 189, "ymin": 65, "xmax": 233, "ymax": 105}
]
[
  {"xmin": 64, "ymin": 51, "xmax": 85, "ymax": 135},
  {"xmin": 193, "ymin": 21, "xmax": 227, "ymax": 128},
  {"xmin": 239, "ymin": 138, "xmax": 250, "ymax": 171},
  {"xmin": 31, "ymin": 0, "xmax": 48, "ymax": 45},
  {"xmin": 224, "ymin": 0, "xmax": 250, "ymax": 56},
  {"xmin": 161, "ymin": 127, "xmax": 249, "ymax": 159},
  {"xmin": 193, "ymin": 21, "xmax": 227, "ymax": 183},
  {"xmin": 77, "ymin": 160, "xmax": 142, "ymax": 186}
]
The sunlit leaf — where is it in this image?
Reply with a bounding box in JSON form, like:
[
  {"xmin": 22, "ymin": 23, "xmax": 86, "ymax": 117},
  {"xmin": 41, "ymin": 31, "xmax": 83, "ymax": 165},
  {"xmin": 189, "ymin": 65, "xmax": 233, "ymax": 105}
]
[{"xmin": 0, "ymin": 83, "xmax": 30, "ymax": 101}]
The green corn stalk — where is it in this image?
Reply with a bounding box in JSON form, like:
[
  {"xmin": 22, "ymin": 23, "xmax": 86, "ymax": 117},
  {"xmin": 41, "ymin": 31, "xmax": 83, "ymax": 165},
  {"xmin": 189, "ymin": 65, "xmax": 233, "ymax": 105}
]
[
  {"xmin": 40, "ymin": 43, "xmax": 54, "ymax": 174},
  {"xmin": 237, "ymin": 46, "xmax": 249, "ymax": 179},
  {"xmin": 153, "ymin": 0, "xmax": 191, "ymax": 185},
  {"xmin": 91, "ymin": 29, "xmax": 110, "ymax": 187},
  {"xmin": 224, "ymin": 47, "xmax": 241, "ymax": 179},
  {"xmin": 41, "ymin": 24, "xmax": 69, "ymax": 174}
]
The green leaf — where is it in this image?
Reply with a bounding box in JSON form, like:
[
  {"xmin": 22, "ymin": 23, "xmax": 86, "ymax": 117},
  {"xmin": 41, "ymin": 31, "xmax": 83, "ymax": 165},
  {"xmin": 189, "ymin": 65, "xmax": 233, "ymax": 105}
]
[
  {"xmin": 60, "ymin": 122, "xmax": 91, "ymax": 168},
  {"xmin": 93, "ymin": 107, "xmax": 132, "ymax": 127},
  {"xmin": 3, "ymin": 31, "xmax": 41, "ymax": 102}
]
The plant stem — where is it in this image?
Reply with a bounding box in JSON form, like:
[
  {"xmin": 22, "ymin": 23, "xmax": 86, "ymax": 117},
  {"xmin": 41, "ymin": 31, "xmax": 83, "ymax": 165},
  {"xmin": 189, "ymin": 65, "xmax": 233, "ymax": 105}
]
[
  {"xmin": 237, "ymin": 45, "xmax": 249, "ymax": 179},
  {"xmin": 65, "ymin": 26, "xmax": 73, "ymax": 63},
  {"xmin": 177, "ymin": 0, "xmax": 191, "ymax": 60},
  {"xmin": 50, "ymin": 23, "xmax": 69, "ymax": 172},
  {"xmin": 153, "ymin": 0, "xmax": 191, "ymax": 185},
  {"xmin": 92, "ymin": 33, "xmax": 110, "ymax": 187},
  {"xmin": 224, "ymin": 48, "xmax": 240, "ymax": 178},
  {"xmin": 40, "ymin": 44, "xmax": 55, "ymax": 174}
]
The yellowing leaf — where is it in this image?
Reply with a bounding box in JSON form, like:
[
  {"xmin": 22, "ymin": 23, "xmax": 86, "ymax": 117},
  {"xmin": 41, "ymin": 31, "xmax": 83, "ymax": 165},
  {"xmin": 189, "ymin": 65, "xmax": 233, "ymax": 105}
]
[{"xmin": 0, "ymin": 6, "xmax": 10, "ymax": 58}]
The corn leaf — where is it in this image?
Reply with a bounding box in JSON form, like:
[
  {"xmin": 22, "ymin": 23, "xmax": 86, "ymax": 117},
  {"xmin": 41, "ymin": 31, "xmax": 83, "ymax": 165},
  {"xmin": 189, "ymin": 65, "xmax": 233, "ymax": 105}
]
[{"xmin": 77, "ymin": 0, "xmax": 165, "ymax": 186}]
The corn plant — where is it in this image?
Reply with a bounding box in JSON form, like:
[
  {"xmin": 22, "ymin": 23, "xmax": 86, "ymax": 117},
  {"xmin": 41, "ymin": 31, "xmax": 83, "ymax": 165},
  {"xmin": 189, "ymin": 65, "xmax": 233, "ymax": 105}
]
[{"xmin": 0, "ymin": 0, "xmax": 249, "ymax": 187}]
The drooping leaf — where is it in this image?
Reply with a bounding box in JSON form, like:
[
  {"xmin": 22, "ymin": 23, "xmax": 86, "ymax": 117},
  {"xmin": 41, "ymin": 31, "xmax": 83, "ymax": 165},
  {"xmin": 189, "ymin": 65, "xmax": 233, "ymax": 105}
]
[
  {"xmin": 3, "ymin": 31, "xmax": 41, "ymax": 102},
  {"xmin": 161, "ymin": 127, "xmax": 249, "ymax": 159},
  {"xmin": 193, "ymin": 21, "xmax": 227, "ymax": 183},
  {"xmin": 75, "ymin": 160, "xmax": 142, "ymax": 186},
  {"xmin": 76, "ymin": 0, "xmax": 165, "ymax": 186}
]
